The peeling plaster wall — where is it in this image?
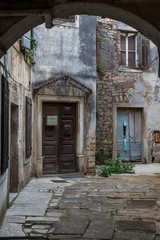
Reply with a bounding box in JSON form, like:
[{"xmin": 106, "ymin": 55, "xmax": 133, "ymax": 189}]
[
  {"xmin": 97, "ymin": 18, "xmax": 160, "ymax": 163},
  {"xmin": 7, "ymin": 42, "xmax": 32, "ymax": 190},
  {"xmin": 32, "ymin": 15, "xmax": 97, "ymax": 174},
  {"xmin": 0, "ymin": 41, "xmax": 32, "ymax": 223}
]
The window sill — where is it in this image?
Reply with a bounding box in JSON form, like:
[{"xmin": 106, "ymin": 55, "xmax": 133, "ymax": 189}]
[{"xmin": 118, "ymin": 66, "xmax": 143, "ymax": 73}]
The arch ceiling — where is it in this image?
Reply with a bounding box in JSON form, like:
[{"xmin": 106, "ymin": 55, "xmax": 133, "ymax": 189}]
[{"xmin": 1, "ymin": 0, "xmax": 160, "ymax": 72}]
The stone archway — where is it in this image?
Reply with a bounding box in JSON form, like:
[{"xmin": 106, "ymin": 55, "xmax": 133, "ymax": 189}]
[{"xmin": 1, "ymin": 0, "xmax": 160, "ymax": 69}]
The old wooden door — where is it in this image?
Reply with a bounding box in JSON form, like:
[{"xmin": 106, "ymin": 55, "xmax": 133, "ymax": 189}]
[
  {"xmin": 117, "ymin": 109, "xmax": 142, "ymax": 161},
  {"xmin": 42, "ymin": 103, "xmax": 76, "ymax": 174}
]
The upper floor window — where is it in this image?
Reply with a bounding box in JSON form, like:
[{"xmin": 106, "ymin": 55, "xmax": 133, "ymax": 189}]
[
  {"xmin": 120, "ymin": 32, "xmax": 150, "ymax": 70},
  {"xmin": 21, "ymin": 28, "xmax": 37, "ymax": 64},
  {"xmin": 120, "ymin": 32, "xmax": 137, "ymax": 68}
]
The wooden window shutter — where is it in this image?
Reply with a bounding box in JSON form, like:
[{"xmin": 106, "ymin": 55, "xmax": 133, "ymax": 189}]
[
  {"xmin": 26, "ymin": 97, "xmax": 32, "ymax": 158},
  {"xmin": 138, "ymin": 33, "xmax": 150, "ymax": 69},
  {"xmin": 1, "ymin": 75, "xmax": 9, "ymax": 174},
  {"xmin": 21, "ymin": 31, "xmax": 31, "ymax": 50}
]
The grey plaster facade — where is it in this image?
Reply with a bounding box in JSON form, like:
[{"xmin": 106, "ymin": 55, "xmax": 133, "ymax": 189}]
[{"xmin": 32, "ymin": 15, "xmax": 97, "ymax": 174}]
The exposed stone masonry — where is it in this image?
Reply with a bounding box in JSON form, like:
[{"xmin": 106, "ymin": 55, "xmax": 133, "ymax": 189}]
[{"xmin": 96, "ymin": 17, "xmax": 160, "ymax": 163}]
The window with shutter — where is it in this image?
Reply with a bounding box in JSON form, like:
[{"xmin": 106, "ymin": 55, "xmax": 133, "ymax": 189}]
[
  {"xmin": 21, "ymin": 31, "xmax": 31, "ymax": 50},
  {"xmin": 120, "ymin": 32, "xmax": 150, "ymax": 69},
  {"xmin": 21, "ymin": 28, "xmax": 37, "ymax": 64},
  {"xmin": 120, "ymin": 32, "xmax": 138, "ymax": 68},
  {"xmin": 1, "ymin": 75, "xmax": 9, "ymax": 175},
  {"xmin": 26, "ymin": 97, "xmax": 32, "ymax": 158}
]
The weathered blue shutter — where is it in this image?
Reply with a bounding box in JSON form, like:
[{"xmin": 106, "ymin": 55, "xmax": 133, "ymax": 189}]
[
  {"xmin": 1, "ymin": 75, "xmax": 9, "ymax": 174},
  {"xmin": 21, "ymin": 31, "xmax": 31, "ymax": 50},
  {"xmin": 117, "ymin": 112, "xmax": 130, "ymax": 160}
]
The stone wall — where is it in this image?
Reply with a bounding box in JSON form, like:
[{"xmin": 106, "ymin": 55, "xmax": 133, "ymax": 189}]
[{"xmin": 96, "ymin": 17, "xmax": 160, "ymax": 163}]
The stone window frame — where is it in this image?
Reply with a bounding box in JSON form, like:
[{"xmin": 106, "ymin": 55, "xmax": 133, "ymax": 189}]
[{"xmin": 120, "ymin": 31, "xmax": 138, "ymax": 68}]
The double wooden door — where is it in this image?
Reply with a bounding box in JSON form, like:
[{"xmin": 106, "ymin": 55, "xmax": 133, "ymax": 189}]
[
  {"xmin": 117, "ymin": 108, "xmax": 142, "ymax": 161},
  {"xmin": 42, "ymin": 103, "xmax": 76, "ymax": 174}
]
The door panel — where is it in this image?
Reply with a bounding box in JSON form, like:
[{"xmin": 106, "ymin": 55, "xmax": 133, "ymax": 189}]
[
  {"xmin": 42, "ymin": 103, "xmax": 76, "ymax": 174},
  {"xmin": 59, "ymin": 104, "xmax": 76, "ymax": 174},
  {"xmin": 129, "ymin": 110, "xmax": 142, "ymax": 161},
  {"xmin": 42, "ymin": 103, "xmax": 58, "ymax": 174},
  {"xmin": 117, "ymin": 109, "xmax": 142, "ymax": 161}
]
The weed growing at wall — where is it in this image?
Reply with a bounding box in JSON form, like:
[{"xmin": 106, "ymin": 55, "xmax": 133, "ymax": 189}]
[
  {"xmin": 151, "ymin": 55, "xmax": 159, "ymax": 65},
  {"xmin": 27, "ymin": 37, "xmax": 36, "ymax": 64},
  {"xmin": 96, "ymin": 34, "xmax": 103, "ymax": 45},
  {"xmin": 95, "ymin": 149, "xmax": 112, "ymax": 165},
  {"xmin": 99, "ymin": 158, "xmax": 135, "ymax": 177},
  {"xmin": 97, "ymin": 65, "xmax": 105, "ymax": 77}
]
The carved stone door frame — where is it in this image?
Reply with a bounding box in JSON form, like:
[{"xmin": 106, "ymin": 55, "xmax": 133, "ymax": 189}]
[{"xmin": 35, "ymin": 94, "xmax": 85, "ymax": 176}]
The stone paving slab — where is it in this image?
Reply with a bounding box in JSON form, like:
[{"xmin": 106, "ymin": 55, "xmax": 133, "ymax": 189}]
[
  {"xmin": 1, "ymin": 175, "xmax": 160, "ymax": 239},
  {"xmin": 50, "ymin": 234, "xmax": 81, "ymax": 239},
  {"xmin": 0, "ymin": 223, "xmax": 25, "ymax": 237},
  {"xmin": 83, "ymin": 220, "xmax": 115, "ymax": 239},
  {"xmin": 117, "ymin": 220, "xmax": 156, "ymax": 232},
  {"xmin": 127, "ymin": 199, "xmax": 157, "ymax": 206},
  {"xmin": 114, "ymin": 230, "xmax": 156, "ymax": 240},
  {"xmin": 26, "ymin": 216, "xmax": 60, "ymax": 223},
  {"xmin": 54, "ymin": 219, "xmax": 89, "ymax": 235},
  {"xmin": 6, "ymin": 206, "xmax": 48, "ymax": 216},
  {"xmin": 4, "ymin": 215, "xmax": 26, "ymax": 224}
]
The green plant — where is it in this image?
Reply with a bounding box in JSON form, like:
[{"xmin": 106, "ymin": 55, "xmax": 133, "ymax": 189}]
[
  {"xmin": 97, "ymin": 65, "xmax": 105, "ymax": 77},
  {"xmin": 96, "ymin": 34, "xmax": 103, "ymax": 45},
  {"xmin": 95, "ymin": 149, "xmax": 112, "ymax": 165},
  {"xmin": 96, "ymin": 108, "xmax": 100, "ymax": 118},
  {"xmin": 117, "ymin": 152, "xmax": 120, "ymax": 158},
  {"xmin": 150, "ymin": 55, "xmax": 159, "ymax": 65},
  {"xmin": 27, "ymin": 37, "xmax": 36, "ymax": 64},
  {"xmin": 99, "ymin": 157, "xmax": 135, "ymax": 177}
]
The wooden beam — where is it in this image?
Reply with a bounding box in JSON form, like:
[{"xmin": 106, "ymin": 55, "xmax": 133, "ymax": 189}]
[
  {"xmin": 44, "ymin": 14, "xmax": 53, "ymax": 28},
  {"xmin": 0, "ymin": 9, "xmax": 51, "ymax": 16}
]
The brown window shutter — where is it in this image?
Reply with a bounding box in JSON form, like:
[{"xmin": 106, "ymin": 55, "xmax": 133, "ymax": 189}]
[
  {"xmin": 120, "ymin": 34, "xmax": 126, "ymax": 66},
  {"xmin": 26, "ymin": 97, "xmax": 32, "ymax": 158},
  {"xmin": 138, "ymin": 33, "xmax": 150, "ymax": 69},
  {"xmin": 1, "ymin": 75, "xmax": 9, "ymax": 174}
]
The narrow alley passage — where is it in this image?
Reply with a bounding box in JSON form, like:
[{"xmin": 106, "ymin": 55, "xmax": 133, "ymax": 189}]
[{"xmin": 1, "ymin": 172, "xmax": 160, "ymax": 240}]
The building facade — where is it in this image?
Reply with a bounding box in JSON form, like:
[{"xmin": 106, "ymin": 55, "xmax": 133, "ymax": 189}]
[
  {"xmin": 0, "ymin": 15, "xmax": 97, "ymax": 223},
  {"xmin": 31, "ymin": 15, "xmax": 97, "ymax": 176},
  {"xmin": 0, "ymin": 38, "xmax": 33, "ymax": 223},
  {"xmin": 1, "ymin": 15, "xmax": 160, "ymax": 224},
  {"xmin": 96, "ymin": 17, "xmax": 160, "ymax": 164}
]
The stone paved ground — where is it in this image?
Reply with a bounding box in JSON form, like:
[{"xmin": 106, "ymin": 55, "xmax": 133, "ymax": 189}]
[{"xmin": 1, "ymin": 174, "xmax": 160, "ymax": 239}]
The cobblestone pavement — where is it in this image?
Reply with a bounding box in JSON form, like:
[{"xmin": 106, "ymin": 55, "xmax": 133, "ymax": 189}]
[{"xmin": 1, "ymin": 174, "xmax": 160, "ymax": 239}]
